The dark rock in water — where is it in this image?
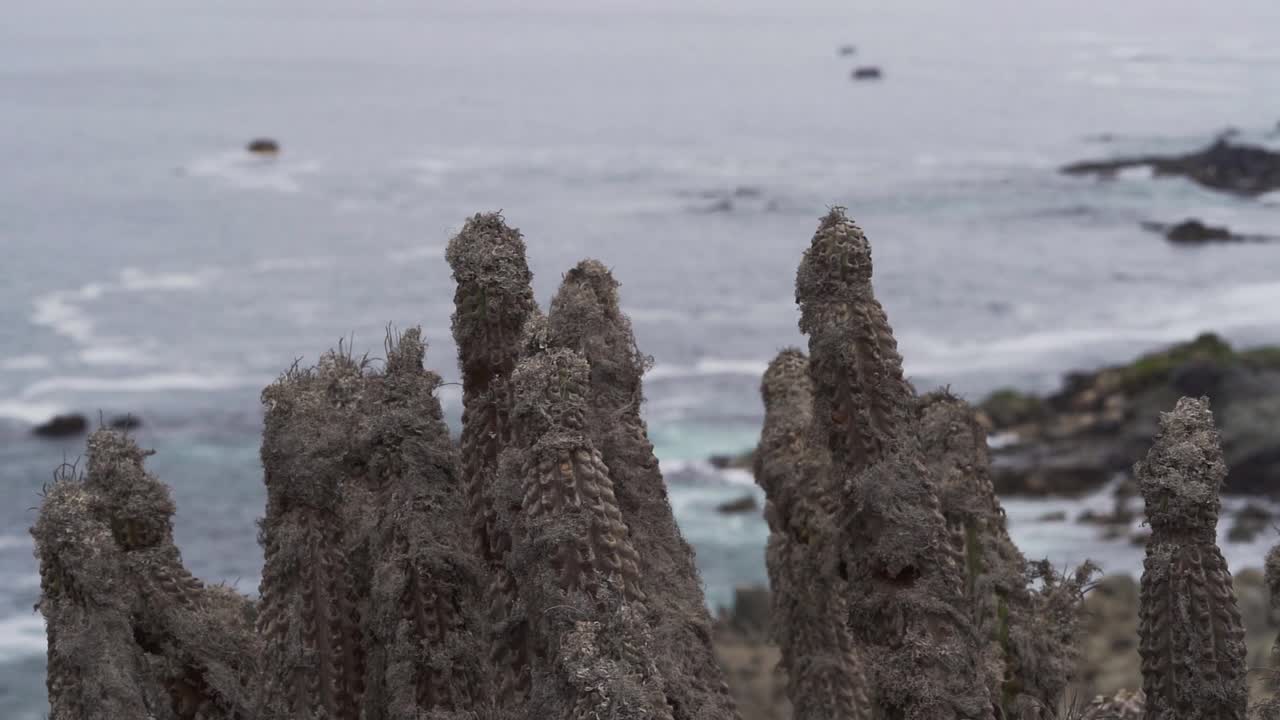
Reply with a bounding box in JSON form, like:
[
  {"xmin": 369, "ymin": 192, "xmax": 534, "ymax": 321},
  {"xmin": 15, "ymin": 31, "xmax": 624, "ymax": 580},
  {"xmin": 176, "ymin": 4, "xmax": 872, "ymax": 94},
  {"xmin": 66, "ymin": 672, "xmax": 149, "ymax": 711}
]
[
  {"xmin": 1165, "ymin": 218, "xmax": 1235, "ymax": 244},
  {"xmin": 715, "ymin": 494, "xmax": 759, "ymax": 515},
  {"xmin": 108, "ymin": 414, "xmax": 142, "ymax": 431},
  {"xmin": 1037, "ymin": 510, "xmax": 1067, "ymax": 522},
  {"xmin": 246, "ymin": 138, "xmax": 280, "ymax": 155},
  {"xmin": 985, "ymin": 333, "xmax": 1280, "ymax": 497},
  {"xmin": 1064, "ymin": 139, "xmax": 1280, "ymax": 197},
  {"xmin": 32, "ymin": 414, "xmax": 88, "ymax": 438},
  {"xmin": 1141, "ymin": 218, "xmax": 1275, "ymax": 245},
  {"xmin": 708, "ymin": 449, "xmax": 754, "ymax": 470},
  {"xmin": 837, "ymin": 44, "xmax": 857, "ymax": 57},
  {"xmin": 851, "ymin": 66, "xmax": 882, "ymax": 80}
]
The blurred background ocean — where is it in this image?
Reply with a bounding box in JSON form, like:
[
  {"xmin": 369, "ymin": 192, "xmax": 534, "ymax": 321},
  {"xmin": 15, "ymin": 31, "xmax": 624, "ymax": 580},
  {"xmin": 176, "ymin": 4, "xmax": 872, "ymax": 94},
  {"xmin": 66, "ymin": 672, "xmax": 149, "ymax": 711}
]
[{"xmin": 3, "ymin": 0, "xmax": 1280, "ymax": 715}]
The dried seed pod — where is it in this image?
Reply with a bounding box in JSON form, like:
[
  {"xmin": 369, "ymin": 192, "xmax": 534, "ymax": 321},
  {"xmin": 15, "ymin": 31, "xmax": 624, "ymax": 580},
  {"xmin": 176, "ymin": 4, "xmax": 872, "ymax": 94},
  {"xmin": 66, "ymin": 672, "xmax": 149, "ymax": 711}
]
[
  {"xmin": 755, "ymin": 348, "xmax": 872, "ymax": 720},
  {"xmin": 547, "ymin": 259, "xmax": 738, "ymax": 720},
  {"xmin": 796, "ymin": 207, "xmax": 994, "ymax": 720},
  {"xmin": 447, "ymin": 211, "xmax": 540, "ymax": 705},
  {"xmin": 1135, "ymin": 396, "xmax": 1247, "ymax": 720},
  {"xmin": 498, "ymin": 348, "xmax": 672, "ymax": 720}
]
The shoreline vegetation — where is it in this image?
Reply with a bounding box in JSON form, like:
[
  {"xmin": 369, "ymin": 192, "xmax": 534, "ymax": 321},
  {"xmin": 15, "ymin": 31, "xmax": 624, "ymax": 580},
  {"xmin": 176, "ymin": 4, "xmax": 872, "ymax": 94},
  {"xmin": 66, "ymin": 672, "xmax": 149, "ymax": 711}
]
[{"xmin": 31, "ymin": 208, "xmax": 1280, "ymax": 719}]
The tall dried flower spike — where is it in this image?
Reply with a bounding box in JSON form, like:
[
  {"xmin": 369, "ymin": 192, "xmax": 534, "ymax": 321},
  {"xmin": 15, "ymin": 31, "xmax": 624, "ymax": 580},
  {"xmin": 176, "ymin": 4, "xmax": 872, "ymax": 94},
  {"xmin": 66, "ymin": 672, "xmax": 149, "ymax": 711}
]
[
  {"xmin": 447, "ymin": 211, "xmax": 540, "ymax": 705},
  {"xmin": 1135, "ymin": 396, "xmax": 1246, "ymax": 720},
  {"xmin": 33, "ymin": 478, "xmax": 152, "ymax": 720},
  {"xmin": 755, "ymin": 348, "xmax": 871, "ymax": 720},
  {"xmin": 256, "ymin": 352, "xmax": 368, "ymax": 720},
  {"xmin": 547, "ymin": 259, "xmax": 738, "ymax": 720},
  {"xmin": 496, "ymin": 348, "xmax": 671, "ymax": 720},
  {"xmin": 796, "ymin": 207, "xmax": 994, "ymax": 720},
  {"xmin": 361, "ymin": 328, "xmax": 488, "ymax": 718}
]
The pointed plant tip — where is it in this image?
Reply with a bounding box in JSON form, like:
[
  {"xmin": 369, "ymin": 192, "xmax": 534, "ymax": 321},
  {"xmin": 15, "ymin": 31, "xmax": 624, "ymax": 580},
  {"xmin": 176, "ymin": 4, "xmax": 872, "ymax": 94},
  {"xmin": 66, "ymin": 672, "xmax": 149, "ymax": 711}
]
[
  {"xmin": 760, "ymin": 348, "xmax": 810, "ymax": 406},
  {"xmin": 383, "ymin": 325, "xmax": 426, "ymax": 377},
  {"xmin": 445, "ymin": 211, "xmax": 530, "ymax": 279},
  {"xmin": 796, "ymin": 207, "xmax": 874, "ymax": 306},
  {"xmin": 1137, "ymin": 395, "xmax": 1226, "ymax": 530}
]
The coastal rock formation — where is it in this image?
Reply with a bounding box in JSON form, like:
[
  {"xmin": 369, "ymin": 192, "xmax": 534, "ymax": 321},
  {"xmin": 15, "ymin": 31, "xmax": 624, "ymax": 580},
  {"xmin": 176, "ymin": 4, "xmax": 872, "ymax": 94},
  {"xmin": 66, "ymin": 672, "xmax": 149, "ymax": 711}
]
[
  {"xmin": 851, "ymin": 66, "xmax": 882, "ymax": 80},
  {"xmin": 1063, "ymin": 139, "xmax": 1280, "ymax": 197},
  {"xmin": 32, "ymin": 414, "xmax": 88, "ymax": 438},
  {"xmin": 983, "ymin": 333, "xmax": 1280, "ymax": 497}
]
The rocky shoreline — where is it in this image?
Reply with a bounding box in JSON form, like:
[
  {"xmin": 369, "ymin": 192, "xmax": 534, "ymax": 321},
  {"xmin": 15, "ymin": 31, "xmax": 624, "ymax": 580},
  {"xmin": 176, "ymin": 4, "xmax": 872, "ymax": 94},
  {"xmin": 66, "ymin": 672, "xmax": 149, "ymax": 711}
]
[
  {"xmin": 979, "ymin": 332, "xmax": 1280, "ymax": 498},
  {"xmin": 710, "ymin": 333, "xmax": 1280, "ymax": 501}
]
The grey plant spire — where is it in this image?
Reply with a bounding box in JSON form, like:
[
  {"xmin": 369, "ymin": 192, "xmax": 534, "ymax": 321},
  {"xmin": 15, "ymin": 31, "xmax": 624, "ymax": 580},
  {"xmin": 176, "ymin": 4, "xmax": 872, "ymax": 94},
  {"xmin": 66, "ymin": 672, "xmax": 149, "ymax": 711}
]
[
  {"xmin": 547, "ymin": 258, "xmax": 739, "ymax": 720},
  {"xmin": 447, "ymin": 211, "xmax": 541, "ymax": 706},
  {"xmin": 755, "ymin": 348, "xmax": 872, "ymax": 720},
  {"xmin": 495, "ymin": 348, "xmax": 671, "ymax": 720},
  {"xmin": 796, "ymin": 207, "xmax": 994, "ymax": 720},
  {"xmin": 1135, "ymin": 396, "xmax": 1247, "ymax": 720}
]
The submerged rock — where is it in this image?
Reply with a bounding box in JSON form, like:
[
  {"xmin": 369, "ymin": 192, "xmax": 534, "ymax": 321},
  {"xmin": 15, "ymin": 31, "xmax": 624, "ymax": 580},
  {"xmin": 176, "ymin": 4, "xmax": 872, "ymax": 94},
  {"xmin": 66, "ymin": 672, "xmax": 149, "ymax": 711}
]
[
  {"xmin": 1064, "ymin": 139, "xmax": 1280, "ymax": 197},
  {"xmin": 32, "ymin": 414, "xmax": 88, "ymax": 438},
  {"xmin": 851, "ymin": 66, "xmax": 882, "ymax": 80},
  {"xmin": 837, "ymin": 44, "xmax": 857, "ymax": 57}
]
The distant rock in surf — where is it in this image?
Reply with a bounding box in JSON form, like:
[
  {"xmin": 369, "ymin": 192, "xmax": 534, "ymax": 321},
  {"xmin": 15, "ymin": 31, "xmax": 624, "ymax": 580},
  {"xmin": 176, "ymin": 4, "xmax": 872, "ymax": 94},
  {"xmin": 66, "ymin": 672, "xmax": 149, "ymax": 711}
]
[
  {"xmin": 851, "ymin": 66, "xmax": 882, "ymax": 81},
  {"xmin": 246, "ymin": 138, "xmax": 280, "ymax": 156},
  {"xmin": 837, "ymin": 44, "xmax": 857, "ymax": 57},
  {"xmin": 32, "ymin": 414, "xmax": 88, "ymax": 438},
  {"xmin": 1063, "ymin": 138, "xmax": 1280, "ymax": 197},
  {"xmin": 1140, "ymin": 218, "xmax": 1275, "ymax": 245}
]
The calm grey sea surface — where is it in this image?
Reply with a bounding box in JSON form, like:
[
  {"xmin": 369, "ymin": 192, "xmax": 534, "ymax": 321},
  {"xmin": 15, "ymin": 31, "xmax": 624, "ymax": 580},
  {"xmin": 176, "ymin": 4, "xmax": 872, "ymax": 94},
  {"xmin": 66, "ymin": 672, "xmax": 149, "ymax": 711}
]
[{"xmin": 3, "ymin": 0, "xmax": 1280, "ymax": 715}]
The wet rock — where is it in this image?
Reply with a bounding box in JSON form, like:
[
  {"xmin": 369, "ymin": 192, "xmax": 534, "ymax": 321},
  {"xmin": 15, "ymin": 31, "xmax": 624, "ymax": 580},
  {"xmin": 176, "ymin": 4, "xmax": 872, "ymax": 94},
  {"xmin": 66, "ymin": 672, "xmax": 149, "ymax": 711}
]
[
  {"xmin": 32, "ymin": 414, "xmax": 88, "ymax": 438},
  {"xmin": 837, "ymin": 44, "xmax": 857, "ymax": 57},
  {"xmin": 1037, "ymin": 510, "xmax": 1068, "ymax": 522},
  {"xmin": 246, "ymin": 138, "xmax": 280, "ymax": 155},
  {"xmin": 851, "ymin": 66, "xmax": 882, "ymax": 81},
  {"xmin": 1064, "ymin": 139, "xmax": 1280, "ymax": 197},
  {"xmin": 716, "ymin": 494, "xmax": 759, "ymax": 515},
  {"xmin": 709, "ymin": 449, "xmax": 754, "ymax": 470}
]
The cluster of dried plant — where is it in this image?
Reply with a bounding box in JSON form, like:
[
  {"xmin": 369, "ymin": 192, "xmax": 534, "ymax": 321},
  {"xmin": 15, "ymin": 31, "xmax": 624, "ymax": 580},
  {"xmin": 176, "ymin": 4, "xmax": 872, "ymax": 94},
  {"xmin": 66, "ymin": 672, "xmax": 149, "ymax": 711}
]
[{"xmin": 32, "ymin": 209, "xmax": 1280, "ymax": 719}]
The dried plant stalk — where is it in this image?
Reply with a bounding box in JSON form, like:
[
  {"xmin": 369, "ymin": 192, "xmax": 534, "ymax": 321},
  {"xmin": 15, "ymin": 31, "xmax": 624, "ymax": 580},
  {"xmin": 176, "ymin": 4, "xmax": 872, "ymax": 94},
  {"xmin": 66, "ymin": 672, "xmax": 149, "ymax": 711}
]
[
  {"xmin": 496, "ymin": 348, "xmax": 672, "ymax": 720},
  {"xmin": 755, "ymin": 348, "xmax": 872, "ymax": 720},
  {"xmin": 34, "ymin": 430, "xmax": 258, "ymax": 720},
  {"xmin": 256, "ymin": 352, "xmax": 369, "ymax": 719},
  {"xmin": 547, "ymin": 259, "xmax": 739, "ymax": 720},
  {"xmin": 796, "ymin": 207, "xmax": 994, "ymax": 720},
  {"xmin": 918, "ymin": 391, "xmax": 1094, "ymax": 716},
  {"xmin": 447, "ymin": 211, "xmax": 541, "ymax": 705},
  {"xmin": 360, "ymin": 329, "xmax": 489, "ymax": 719},
  {"xmin": 1135, "ymin": 397, "xmax": 1247, "ymax": 720}
]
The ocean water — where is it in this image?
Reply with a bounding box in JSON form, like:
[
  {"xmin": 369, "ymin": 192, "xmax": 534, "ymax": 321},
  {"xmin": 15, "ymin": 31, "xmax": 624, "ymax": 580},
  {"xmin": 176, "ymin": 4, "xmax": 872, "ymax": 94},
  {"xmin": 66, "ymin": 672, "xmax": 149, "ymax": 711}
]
[{"xmin": 4, "ymin": 0, "xmax": 1280, "ymax": 715}]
